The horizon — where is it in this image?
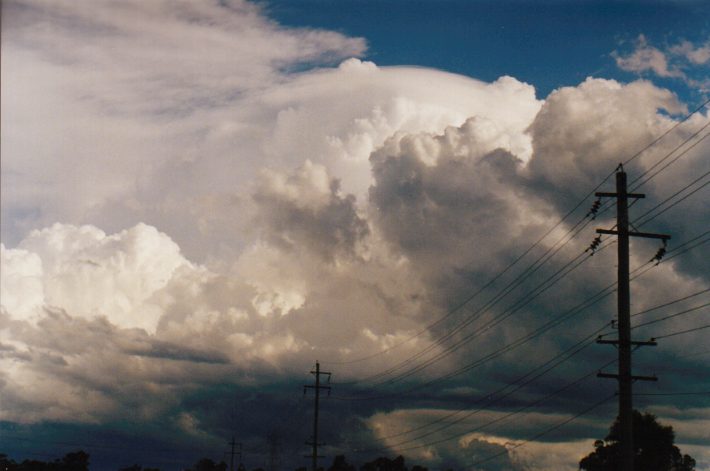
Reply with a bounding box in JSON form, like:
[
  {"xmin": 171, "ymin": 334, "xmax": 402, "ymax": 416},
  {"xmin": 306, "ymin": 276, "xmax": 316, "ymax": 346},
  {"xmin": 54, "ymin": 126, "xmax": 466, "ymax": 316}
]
[{"xmin": 1, "ymin": 1, "xmax": 709, "ymax": 470}]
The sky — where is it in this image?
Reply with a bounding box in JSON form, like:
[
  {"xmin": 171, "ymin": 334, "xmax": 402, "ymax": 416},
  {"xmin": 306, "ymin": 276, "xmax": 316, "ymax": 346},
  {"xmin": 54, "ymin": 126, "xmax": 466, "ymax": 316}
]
[{"xmin": 1, "ymin": 1, "xmax": 709, "ymax": 470}]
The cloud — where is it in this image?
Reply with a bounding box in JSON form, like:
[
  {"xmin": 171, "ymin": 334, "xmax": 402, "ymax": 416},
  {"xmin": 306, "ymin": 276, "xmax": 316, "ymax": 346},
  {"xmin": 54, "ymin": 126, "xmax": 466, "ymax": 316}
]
[
  {"xmin": 0, "ymin": 0, "xmax": 366, "ymax": 252},
  {"xmin": 614, "ymin": 35, "xmax": 684, "ymax": 78},
  {"xmin": 670, "ymin": 40, "xmax": 710, "ymax": 65},
  {"xmin": 2, "ymin": 1, "xmax": 710, "ymax": 469},
  {"xmin": 525, "ymin": 77, "xmax": 685, "ymax": 200},
  {"xmin": 1, "ymin": 223, "xmax": 192, "ymax": 332},
  {"xmin": 252, "ymin": 160, "xmax": 369, "ymax": 263},
  {"xmin": 4, "ymin": 70, "xmax": 710, "ymax": 465},
  {"xmin": 363, "ymin": 409, "xmax": 520, "ymax": 470},
  {"xmin": 613, "ymin": 35, "xmax": 710, "ymax": 91}
]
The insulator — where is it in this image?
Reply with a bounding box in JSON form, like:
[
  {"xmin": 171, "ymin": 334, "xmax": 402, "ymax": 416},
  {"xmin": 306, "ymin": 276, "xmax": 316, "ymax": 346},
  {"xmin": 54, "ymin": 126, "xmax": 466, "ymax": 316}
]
[
  {"xmin": 651, "ymin": 246, "xmax": 667, "ymax": 265},
  {"xmin": 587, "ymin": 235, "xmax": 602, "ymax": 254},
  {"xmin": 586, "ymin": 199, "xmax": 602, "ymax": 219}
]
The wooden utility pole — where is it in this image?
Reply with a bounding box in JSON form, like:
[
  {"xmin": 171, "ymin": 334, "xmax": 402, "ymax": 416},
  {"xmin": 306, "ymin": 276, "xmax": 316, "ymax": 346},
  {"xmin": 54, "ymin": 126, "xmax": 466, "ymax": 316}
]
[
  {"xmin": 268, "ymin": 431, "xmax": 281, "ymax": 471},
  {"xmin": 595, "ymin": 165, "xmax": 668, "ymax": 470},
  {"xmin": 226, "ymin": 437, "xmax": 242, "ymax": 471},
  {"xmin": 304, "ymin": 361, "xmax": 331, "ymax": 471}
]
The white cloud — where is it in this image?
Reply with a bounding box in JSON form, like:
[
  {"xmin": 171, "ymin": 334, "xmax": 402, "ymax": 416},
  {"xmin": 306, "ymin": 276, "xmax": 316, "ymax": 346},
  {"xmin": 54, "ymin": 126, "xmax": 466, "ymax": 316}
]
[
  {"xmin": 2, "ymin": 1, "xmax": 709, "ymax": 466},
  {"xmin": 613, "ymin": 35, "xmax": 710, "ymax": 90},
  {"xmin": 0, "ymin": 0, "xmax": 366, "ymax": 252},
  {"xmin": 2, "ymin": 223, "xmax": 191, "ymax": 332},
  {"xmin": 614, "ymin": 35, "xmax": 683, "ymax": 78},
  {"xmin": 670, "ymin": 40, "xmax": 710, "ymax": 65}
]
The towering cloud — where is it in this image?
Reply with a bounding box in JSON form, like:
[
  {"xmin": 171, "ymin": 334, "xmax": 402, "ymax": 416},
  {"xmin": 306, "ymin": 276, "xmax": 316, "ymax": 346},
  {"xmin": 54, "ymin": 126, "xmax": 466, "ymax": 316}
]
[{"xmin": 2, "ymin": 1, "xmax": 709, "ymax": 470}]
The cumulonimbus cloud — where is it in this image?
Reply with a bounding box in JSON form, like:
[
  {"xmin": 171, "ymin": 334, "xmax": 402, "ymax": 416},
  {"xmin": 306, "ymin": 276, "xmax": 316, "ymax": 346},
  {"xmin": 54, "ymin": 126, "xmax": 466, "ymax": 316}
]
[{"xmin": 2, "ymin": 1, "xmax": 709, "ymax": 468}]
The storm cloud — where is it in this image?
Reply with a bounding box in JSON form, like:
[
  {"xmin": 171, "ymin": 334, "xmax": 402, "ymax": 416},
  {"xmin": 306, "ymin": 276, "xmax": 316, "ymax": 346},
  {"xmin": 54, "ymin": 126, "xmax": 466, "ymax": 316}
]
[{"xmin": 2, "ymin": 1, "xmax": 709, "ymax": 470}]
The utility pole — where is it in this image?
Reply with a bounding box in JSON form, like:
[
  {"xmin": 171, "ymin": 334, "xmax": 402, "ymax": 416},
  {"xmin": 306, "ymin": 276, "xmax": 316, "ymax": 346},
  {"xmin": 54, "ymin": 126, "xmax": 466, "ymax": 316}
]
[
  {"xmin": 595, "ymin": 165, "xmax": 669, "ymax": 471},
  {"xmin": 267, "ymin": 431, "xmax": 281, "ymax": 471},
  {"xmin": 226, "ymin": 437, "xmax": 242, "ymax": 471},
  {"xmin": 304, "ymin": 361, "xmax": 331, "ymax": 471}
]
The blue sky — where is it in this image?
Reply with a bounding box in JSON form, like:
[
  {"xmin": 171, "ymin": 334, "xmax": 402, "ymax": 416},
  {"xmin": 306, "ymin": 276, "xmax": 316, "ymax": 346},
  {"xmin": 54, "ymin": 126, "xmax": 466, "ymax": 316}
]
[
  {"xmin": 265, "ymin": 0, "xmax": 710, "ymax": 101},
  {"xmin": 1, "ymin": 1, "xmax": 709, "ymax": 470}
]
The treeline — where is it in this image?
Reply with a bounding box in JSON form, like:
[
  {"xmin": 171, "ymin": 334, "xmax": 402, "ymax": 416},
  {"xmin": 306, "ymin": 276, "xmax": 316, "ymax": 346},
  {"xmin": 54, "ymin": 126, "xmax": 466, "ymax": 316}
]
[
  {"xmin": 1, "ymin": 451, "xmax": 92, "ymax": 471},
  {"xmin": 0, "ymin": 452, "xmax": 431, "ymax": 471}
]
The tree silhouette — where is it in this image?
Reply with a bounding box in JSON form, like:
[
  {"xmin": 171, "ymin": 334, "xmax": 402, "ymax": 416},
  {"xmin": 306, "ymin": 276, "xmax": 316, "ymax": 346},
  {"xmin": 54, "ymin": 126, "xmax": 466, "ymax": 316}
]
[
  {"xmin": 119, "ymin": 466, "xmax": 143, "ymax": 471},
  {"xmin": 360, "ymin": 456, "xmax": 407, "ymax": 471},
  {"xmin": 60, "ymin": 451, "xmax": 90, "ymax": 471},
  {"xmin": 579, "ymin": 410, "xmax": 695, "ymax": 470},
  {"xmin": 187, "ymin": 458, "xmax": 228, "ymax": 471},
  {"xmin": 118, "ymin": 465, "xmax": 161, "ymax": 471},
  {"xmin": 0, "ymin": 450, "xmax": 89, "ymax": 471},
  {"xmin": 328, "ymin": 455, "xmax": 356, "ymax": 471}
]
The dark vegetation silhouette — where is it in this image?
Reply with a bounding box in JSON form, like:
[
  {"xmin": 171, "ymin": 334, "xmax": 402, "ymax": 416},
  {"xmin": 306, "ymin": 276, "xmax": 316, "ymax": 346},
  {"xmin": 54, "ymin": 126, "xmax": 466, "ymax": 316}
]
[
  {"xmin": 579, "ymin": 410, "xmax": 696, "ymax": 470},
  {"xmin": 1, "ymin": 451, "xmax": 89, "ymax": 471},
  {"xmin": 272, "ymin": 455, "xmax": 427, "ymax": 471},
  {"xmin": 185, "ymin": 458, "xmax": 228, "ymax": 471},
  {"xmin": 118, "ymin": 465, "xmax": 160, "ymax": 471},
  {"xmin": 328, "ymin": 455, "xmax": 356, "ymax": 471},
  {"xmin": 360, "ymin": 455, "xmax": 425, "ymax": 471},
  {"xmin": 1, "ymin": 452, "xmax": 433, "ymax": 471}
]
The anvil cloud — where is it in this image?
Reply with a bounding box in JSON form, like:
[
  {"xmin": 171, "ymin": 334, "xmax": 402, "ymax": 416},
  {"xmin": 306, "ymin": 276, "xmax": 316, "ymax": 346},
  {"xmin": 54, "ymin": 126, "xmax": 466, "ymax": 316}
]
[{"xmin": 2, "ymin": 1, "xmax": 709, "ymax": 470}]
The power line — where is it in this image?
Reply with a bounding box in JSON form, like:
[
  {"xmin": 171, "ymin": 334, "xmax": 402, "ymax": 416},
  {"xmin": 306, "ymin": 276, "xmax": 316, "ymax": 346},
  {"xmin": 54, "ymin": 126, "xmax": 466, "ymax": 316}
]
[
  {"xmin": 364, "ymin": 334, "xmax": 610, "ymax": 452},
  {"xmin": 324, "ymin": 237, "xmax": 543, "ymax": 367},
  {"xmin": 651, "ymin": 324, "xmax": 710, "ymax": 340},
  {"xmin": 334, "ymin": 275, "xmax": 614, "ymax": 402},
  {"xmin": 662, "ymin": 230, "xmax": 710, "ymax": 261},
  {"xmin": 629, "ymin": 123, "xmax": 710, "ymax": 189},
  {"xmin": 344, "ymin": 320, "xmax": 614, "ymax": 448},
  {"xmin": 334, "ymin": 116, "xmax": 700, "ymax": 460},
  {"xmin": 375, "ymin": 224, "xmax": 613, "ymax": 387},
  {"xmin": 630, "ymin": 302, "xmax": 710, "ymax": 331},
  {"xmin": 635, "ymin": 178, "xmax": 710, "ymax": 228},
  {"xmin": 344, "ymin": 123, "xmax": 710, "ymax": 386},
  {"xmin": 468, "ymin": 392, "xmax": 615, "ymax": 469},
  {"xmin": 333, "ymin": 218, "xmax": 600, "ymax": 388},
  {"xmin": 633, "ymin": 391, "xmax": 710, "ymax": 396},
  {"xmin": 372, "ymin": 248, "xmax": 596, "ymax": 388},
  {"xmin": 327, "ymin": 105, "xmax": 710, "ymax": 370},
  {"xmin": 623, "ymin": 97, "xmax": 710, "ymax": 167},
  {"xmin": 335, "ymin": 227, "xmax": 709, "ymax": 402},
  {"xmin": 330, "ymin": 115, "xmax": 709, "ymax": 392},
  {"xmin": 342, "ymin": 217, "xmax": 710, "ymax": 460},
  {"xmin": 630, "ymin": 287, "xmax": 710, "ymax": 318},
  {"xmin": 332, "ymin": 245, "xmax": 609, "ymax": 399},
  {"xmin": 591, "ymin": 124, "xmax": 710, "ymax": 224},
  {"xmin": 353, "ymin": 359, "xmax": 617, "ymax": 455},
  {"xmin": 325, "ymin": 198, "xmax": 603, "ymax": 370},
  {"xmin": 343, "ymin": 215, "xmax": 599, "ymax": 387}
]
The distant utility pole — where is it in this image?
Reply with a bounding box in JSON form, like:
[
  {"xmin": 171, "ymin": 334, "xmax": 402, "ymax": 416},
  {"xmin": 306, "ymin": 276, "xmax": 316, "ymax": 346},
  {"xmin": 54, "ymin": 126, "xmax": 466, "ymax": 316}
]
[
  {"xmin": 595, "ymin": 165, "xmax": 669, "ymax": 471},
  {"xmin": 226, "ymin": 437, "xmax": 242, "ymax": 471},
  {"xmin": 267, "ymin": 430, "xmax": 281, "ymax": 471},
  {"xmin": 304, "ymin": 361, "xmax": 331, "ymax": 471}
]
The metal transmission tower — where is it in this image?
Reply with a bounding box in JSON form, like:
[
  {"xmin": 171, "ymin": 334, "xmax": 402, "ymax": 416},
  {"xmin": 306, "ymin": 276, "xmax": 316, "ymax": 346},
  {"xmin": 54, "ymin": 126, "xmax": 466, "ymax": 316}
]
[
  {"xmin": 304, "ymin": 361, "xmax": 331, "ymax": 471},
  {"xmin": 595, "ymin": 165, "xmax": 669, "ymax": 471}
]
